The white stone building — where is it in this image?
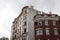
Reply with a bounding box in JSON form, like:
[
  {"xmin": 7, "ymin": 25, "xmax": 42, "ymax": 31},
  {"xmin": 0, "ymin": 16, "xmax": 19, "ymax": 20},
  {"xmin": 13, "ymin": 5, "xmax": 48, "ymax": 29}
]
[{"xmin": 11, "ymin": 6, "xmax": 41, "ymax": 40}]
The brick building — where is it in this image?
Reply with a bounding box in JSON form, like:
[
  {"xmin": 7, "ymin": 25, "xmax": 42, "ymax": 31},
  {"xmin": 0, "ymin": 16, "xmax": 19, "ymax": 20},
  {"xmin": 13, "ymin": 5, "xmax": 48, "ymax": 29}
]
[
  {"xmin": 11, "ymin": 6, "xmax": 60, "ymax": 40},
  {"xmin": 34, "ymin": 12, "xmax": 60, "ymax": 40}
]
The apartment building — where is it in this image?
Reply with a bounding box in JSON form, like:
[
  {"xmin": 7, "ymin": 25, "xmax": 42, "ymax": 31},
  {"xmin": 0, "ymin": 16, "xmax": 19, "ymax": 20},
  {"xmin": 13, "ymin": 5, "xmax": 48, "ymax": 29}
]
[
  {"xmin": 11, "ymin": 6, "xmax": 40, "ymax": 40},
  {"xmin": 11, "ymin": 6, "xmax": 60, "ymax": 40},
  {"xmin": 34, "ymin": 12, "xmax": 60, "ymax": 40}
]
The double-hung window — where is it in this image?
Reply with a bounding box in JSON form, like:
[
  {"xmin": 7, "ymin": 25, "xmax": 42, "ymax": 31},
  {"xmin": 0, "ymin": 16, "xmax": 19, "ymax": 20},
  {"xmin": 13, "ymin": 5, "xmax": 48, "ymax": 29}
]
[
  {"xmin": 53, "ymin": 21, "xmax": 56, "ymax": 26},
  {"xmin": 46, "ymin": 28, "xmax": 50, "ymax": 35},
  {"xmin": 36, "ymin": 28, "xmax": 43, "ymax": 35},
  {"xmin": 45, "ymin": 20, "xmax": 48, "ymax": 26},
  {"xmin": 54, "ymin": 28, "xmax": 58, "ymax": 35}
]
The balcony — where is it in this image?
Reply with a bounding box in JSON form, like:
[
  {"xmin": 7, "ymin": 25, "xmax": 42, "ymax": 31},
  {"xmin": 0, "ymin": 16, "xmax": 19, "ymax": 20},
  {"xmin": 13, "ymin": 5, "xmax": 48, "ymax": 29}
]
[{"xmin": 22, "ymin": 32, "xmax": 28, "ymax": 37}]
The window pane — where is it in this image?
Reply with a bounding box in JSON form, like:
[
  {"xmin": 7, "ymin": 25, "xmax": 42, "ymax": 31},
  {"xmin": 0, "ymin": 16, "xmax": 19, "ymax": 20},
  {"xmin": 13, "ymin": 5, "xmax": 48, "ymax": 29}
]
[
  {"xmin": 22, "ymin": 38, "xmax": 26, "ymax": 40},
  {"xmin": 45, "ymin": 21, "xmax": 48, "ymax": 26},
  {"xmin": 24, "ymin": 28, "xmax": 26, "ymax": 32},
  {"xmin": 36, "ymin": 28, "xmax": 43, "ymax": 35},
  {"xmin": 54, "ymin": 28, "xmax": 58, "ymax": 35},
  {"xmin": 46, "ymin": 28, "xmax": 49, "ymax": 35},
  {"xmin": 34, "ymin": 22, "xmax": 38, "ymax": 25},
  {"xmin": 36, "ymin": 30, "xmax": 39, "ymax": 35},
  {"xmin": 38, "ymin": 21, "xmax": 42, "ymax": 26},
  {"xmin": 39, "ymin": 29, "xmax": 43, "ymax": 35},
  {"xmin": 53, "ymin": 21, "xmax": 56, "ymax": 26}
]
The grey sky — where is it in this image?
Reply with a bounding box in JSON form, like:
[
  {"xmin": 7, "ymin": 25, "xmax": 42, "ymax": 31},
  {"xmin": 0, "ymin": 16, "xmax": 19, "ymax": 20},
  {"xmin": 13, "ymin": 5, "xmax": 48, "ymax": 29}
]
[{"xmin": 0, "ymin": 0, "xmax": 60, "ymax": 39}]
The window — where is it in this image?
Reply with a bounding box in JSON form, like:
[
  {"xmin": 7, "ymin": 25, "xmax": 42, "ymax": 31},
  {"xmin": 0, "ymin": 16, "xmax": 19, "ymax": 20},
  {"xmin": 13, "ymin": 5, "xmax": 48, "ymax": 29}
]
[
  {"xmin": 36, "ymin": 30, "xmax": 39, "ymax": 35},
  {"xmin": 54, "ymin": 28, "xmax": 58, "ymax": 35},
  {"xmin": 38, "ymin": 21, "xmax": 42, "ymax": 26},
  {"xmin": 15, "ymin": 35, "xmax": 16, "ymax": 38},
  {"xmin": 13, "ymin": 33, "xmax": 14, "ymax": 35},
  {"xmin": 21, "ymin": 18, "xmax": 22, "ymax": 20},
  {"xmin": 25, "ymin": 10, "xmax": 27, "ymax": 13},
  {"xmin": 53, "ymin": 21, "xmax": 56, "ymax": 26},
  {"xmin": 24, "ymin": 28, "xmax": 26, "ymax": 33},
  {"xmin": 45, "ymin": 20, "xmax": 48, "ymax": 26},
  {"xmin": 20, "ymin": 27, "xmax": 21, "ymax": 30},
  {"xmin": 23, "ymin": 15, "xmax": 27, "ymax": 20},
  {"xmin": 20, "ymin": 27, "xmax": 21, "ymax": 32},
  {"xmin": 18, "ymin": 29, "xmax": 19, "ymax": 32},
  {"xmin": 34, "ymin": 21, "xmax": 42, "ymax": 26},
  {"xmin": 24, "ymin": 22, "xmax": 26, "ymax": 26},
  {"xmin": 36, "ymin": 28, "xmax": 43, "ymax": 35},
  {"xmin": 34, "ymin": 22, "xmax": 38, "ymax": 25},
  {"xmin": 39, "ymin": 28, "xmax": 43, "ymax": 35},
  {"xmin": 24, "ymin": 16, "xmax": 26, "ymax": 19},
  {"xmin": 22, "ymin": 38, "xmax": 26, "ymax": 40},
  {"xmin": 46, "ymin": 28, "xmax": 49, "ymax": 35}
]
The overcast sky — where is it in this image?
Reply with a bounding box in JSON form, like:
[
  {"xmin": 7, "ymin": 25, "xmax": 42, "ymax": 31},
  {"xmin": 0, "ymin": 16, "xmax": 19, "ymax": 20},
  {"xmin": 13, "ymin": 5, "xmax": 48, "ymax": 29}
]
[{"xmin": 0, "ymin": 0, "xmax": 60, "ymax": 39}]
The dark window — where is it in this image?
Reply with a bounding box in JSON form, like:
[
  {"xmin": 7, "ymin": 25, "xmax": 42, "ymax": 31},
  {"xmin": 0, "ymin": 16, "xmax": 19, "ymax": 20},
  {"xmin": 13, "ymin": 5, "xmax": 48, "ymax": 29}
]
[
  {"xmin": 15, "ymin": 35, "xmax": 16, "ymax": 38},
  {"xmin": 24, "ymin": 22, "xmax": 26, "ymax": 26},
  {"xmin": 34, "ymin": 22, "xmax": 38, "ymax": 25},
  {"xmin": 25, "ymin": 10, "xmax": 27, "ymax": 14},
  {"xmin": 15, "ymin": 30, "xmax": 17, "ymax": 33},
  {"xmin": 13, "ymin": 33, "xmax": 14, "ymax": 35},
  {"xmin": 24, "ymin": 28, "xmax": 26, "ymax": 33},
  {"xmin": 22, "ymin": 38, "xmax": 26, "ymax": 40},
  {"xmin": 38, "ymin": 21, "xmax": 42, "ymax": 26},
  {"xmin": 35, "ymin": 30, "xmax": 36, "ymax": 35},
  {"xmin": 20, "ymin": 27, "xmax": 21, "ymax": 29},
  {"xmin": 34, "ymin": 21, "xmax": 42, "ymax": 26}
]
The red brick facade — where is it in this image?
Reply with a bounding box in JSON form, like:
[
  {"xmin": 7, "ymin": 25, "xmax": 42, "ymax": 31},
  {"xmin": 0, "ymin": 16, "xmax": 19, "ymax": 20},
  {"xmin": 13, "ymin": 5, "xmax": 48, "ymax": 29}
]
[{"xmin": 34, "ymin": 14, "xmax": 60, "ymax": 40}]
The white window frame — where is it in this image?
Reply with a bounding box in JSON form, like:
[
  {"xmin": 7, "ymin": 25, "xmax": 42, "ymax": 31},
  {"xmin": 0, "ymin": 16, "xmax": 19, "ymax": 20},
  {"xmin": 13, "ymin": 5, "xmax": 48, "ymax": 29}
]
[
  {"xmin": 54, "ymin": 28, "xmax": 58, "ymax": 35},
  {"xmin": 39, "ymin": 28, "xmax": 43, "ymax": 35},
  {"xmin": 46, "ymin": 28, "xmax": 50, "ymax": 35},
  {"xmin": 45, "ymin": 20, "xmax": 48, "ymax": 26},
  {"xmin": 53, "ymin": 21, "xmax": 56, "ymax": 26},
  {"xmin": 36, "ymin": 30, "xmax": 40, "ymax": 35},
  {"xmin": 36, "ymin": 28, "xmax": 43, "ymax": 35}
]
